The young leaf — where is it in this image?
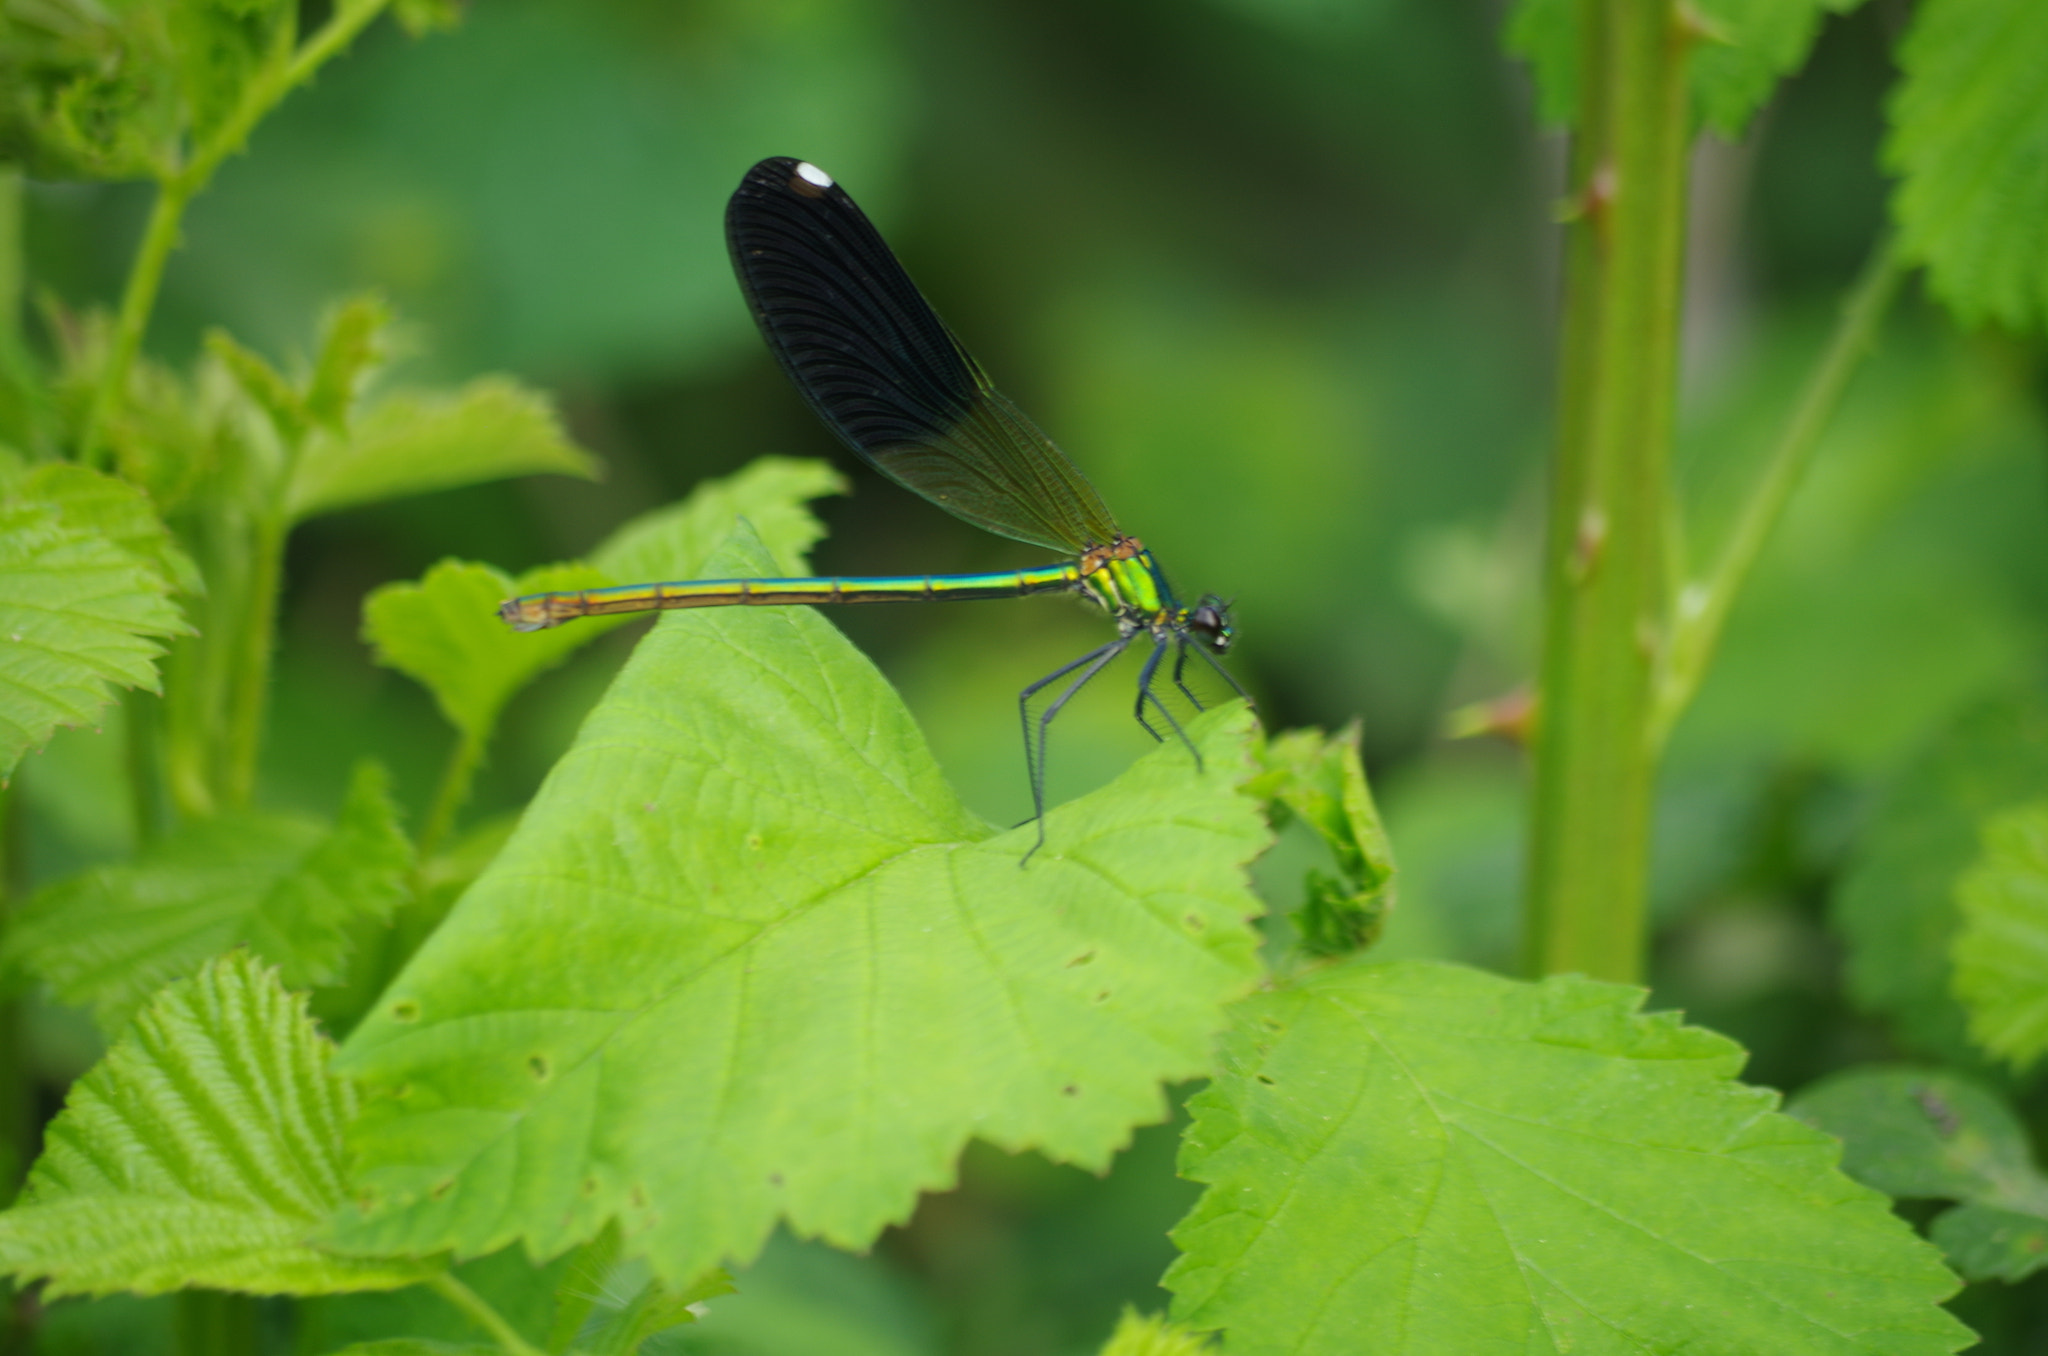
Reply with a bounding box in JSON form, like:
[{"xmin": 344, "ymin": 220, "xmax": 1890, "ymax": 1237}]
[
  {"xmin": 1952, "ymin": 801, "xmax": 2048, "ymax": 1069},
  {"xmin": 1250, "ymin": 723, "xmax": 1394, "ymax": 957},
  {"xmin": 0, "ymin": 952, "xmax": 433, "ymax": 1298},
  {"xmin": 363, "ymin": 457, "xmax": 842, "ymax": 745},
  {"xmin": 285, "ymin": 378, "xmax": 597, "ymax": 522},
  {"xmin": 165, "ymin": 0, "xmax": 294, "ymax": 148},
  {"xmin": 391, "ymin": 0, "xmax": 465, "ymax": 38},
  {"xmin": 1167, "ymin": 961, "xmax": 1968, "ymax": 1354},
  {"xmin": 582, "ymin": 1266, "xmax": 735, "ymax": 1355},
  {"xmin": 209, "ymin": 327, "xmax": 313, "ymax": 447},
  {"xmin": 0, "ymin": 493, "xmax": 189, "ymax": 779},
  {"xmin": 1886, "ymin": 0, "xmax": 2048, "ymax": 332},
  {"xmin": 334, "ymin": 528, "xmax": 1269, "ymax": 1286},
  {"xmin": 306, "ymin": 295, "xmax": 396, "ymax": 432},
  {"xmin": 1100, "ymin": 1308, "xmax": 1216, "ymax": 1356},
  {"xmin": 0, "ymin": 0, "xmax": 184, "ymax": 179},
  {"xmin": 364, "ymin": 561, "xmax": 610, "ymax": 745},
  {"xmin": 1833, "ymin": 695, "xmax": 2048, "ymax": 1061},
  {"xmin": 1792, "ymin": 1066, "xmax": 2048, "ymax": 1283},
  {"xmin": 1503, "ymin": 0, "xmax": 1864, "ymax": 137},
  {"xmin": 5, "ymin": 761, "xmax": 412, "ymax": 1032},
  {"xmin": 589, "ymin": 455, "xmax": 846, "ymax": 584}
]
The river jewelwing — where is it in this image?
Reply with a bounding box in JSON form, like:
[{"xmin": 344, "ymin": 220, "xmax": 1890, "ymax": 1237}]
[{"xmin": 501, "ymin": 156, "xmax": 1249, "ymax": 857}]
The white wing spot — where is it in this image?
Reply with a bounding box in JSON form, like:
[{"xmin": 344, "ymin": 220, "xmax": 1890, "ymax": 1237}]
[{"xmin": 795, "ymin": 161, "xmax": 834, "ymax": 188}]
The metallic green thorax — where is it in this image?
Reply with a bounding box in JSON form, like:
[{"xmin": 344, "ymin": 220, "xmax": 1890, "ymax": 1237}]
[{"xmin": 1081, "ymin": 549, "xmax": 1172, "ymax": 623}]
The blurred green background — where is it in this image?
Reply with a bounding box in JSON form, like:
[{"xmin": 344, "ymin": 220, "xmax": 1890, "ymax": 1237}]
[{"xmin": 18, "ymin": 0, "xmax": 2048, "ymax": 1351}]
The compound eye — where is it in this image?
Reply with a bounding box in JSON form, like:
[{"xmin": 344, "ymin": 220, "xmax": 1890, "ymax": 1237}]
[{"xmin": 1190, "ymin": 602, "xmax": 1232, "ymax": 653}]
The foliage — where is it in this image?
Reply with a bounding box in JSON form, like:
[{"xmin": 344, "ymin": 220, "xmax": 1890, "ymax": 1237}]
[
  {"xmin": 1885, "ymin": 0, "xmax": 2048, "ymax": 332},
  {"xmin": 1, "ymin": 0, "xmax": 2045, "ymax": 1352},
  {"xmin": 1169, "ymin": 963, "xmax": 1964, "ymax": 1353},
  {"xmin": 1951, "ymin": 801, "xmax": 2048, "ymax": 1071},
  {"xmin": 0, "ymin": 952, "xmax": 431, "ymax": 1298},
  {"xmin": 1793, "ymin": 1069, "xmax": 2048, "ymax": 1285}
]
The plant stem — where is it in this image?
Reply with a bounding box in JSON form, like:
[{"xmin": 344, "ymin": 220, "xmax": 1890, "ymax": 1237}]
[
  {"xmin": 1523, "ymin": 0, "xmax": 1693, "ymax": 983},
  {"xmin": 1650, "ymin": 234, "xmax": 1907, "ymax": 746},
  {"xmin": 429, "ymin": 1272, "xmax": 546, "ymax": 1356},
  {"xmin": 77, "ymin": 178, "xmax": 190, "ymax": 468},
  {"xmin": 222, "ymin": 508, "xmax": 288, "ymax": 808},
  {"xmin": 0, "ymin": 164, "xmax": 21, "ymax": 354},
  {"xmin": 77, "ymin": 0, "xmax": 393, "ymax": 467},
  {"xmin": 418, "ymin": 728, "xmax": 487, "ymax": 867}
]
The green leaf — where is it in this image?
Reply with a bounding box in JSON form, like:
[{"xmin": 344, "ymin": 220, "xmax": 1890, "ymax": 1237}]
[
  {"xmin": 390, "ymin": 0, "xmax": 464, "ymax": 38},
  {"xmin": 285, "ymin": 377, "xmax": 598, "ymax": 521},
  {"xmin": 584, "ymin": 1266, "xmax": 734, "ymax": 1355},
  {"xmin": 1167, "ymin": 961, "xmax": 1968, "ymax": 1354},
  {"xmin": 166, "ymin": 0, "xmax": 293, "ymax": 147},
  {"xmin": 1790, "ymin": 1067, "xmax": 2045, "ymax": 1202},
  {"xmin": 306, "ymin": 294, "xmax": 396, "ymax": 432},
  {"xmin": 365, "ymin": 457, "xmax": 843, "ymax": 745},
  {"xmin": 5, "ymin": 761, "xmax": 413, "ymax": 1032},
  {"xmin": 589, "ymin": 455, "xmax": 845, "ymax": 583},
  {"xmin": 1250, "ymin": 723, "xmax": 1394, "ymax": 958},
  {"xmin": 1503, "ymin": 0, "xmax": 1864, "ymax": 137},
  {"xmin": 1833, "ymin": 694, "xmax": 2048, "ymax": 1061},
  {"xmin": 333, "ymin": 528, "xmax": 1268, "ymax": 1285},
  {"xmin": 0, "ymin": 952, "xmax": 434, "ymax": 1298},
  {"xmin": 1501, "ymin": 0, "xmax": 1576, "ymax": 127},
  {"xmin": 208, "ymin": 326, "xmax": 312, "ymax": 446},
  {"xmin": 1791, "ymin": 1066, "xmax": 2048, "ymax": 1283},
  {"xmin": 364, "ymin": 561, "xmax": 609, "ymax": 746},
  {"xmin": 0, "ymin": 0, "xmax": 183, "ymax": 179},
  {"xmin": 1930, "ymin": 1204, "xmax": 2048, "ymax": 1284},
  {"xmin": 1100, "ymin": 1308, "xmax": 1216, "ymax": 1356},
  {"xmin": 1687, "ymin": 0, "xmax": 1867, "ymax": 138},
  {"xmin": 0, "ymin": 488, "xmax": 189, "ymax": 780},
  {"xmin": 1886, "ymin": 0, "xmax": 2048, "ymax": 333},
  {"xmin": 5, "ymin": 458, "xmax": 200, "ymax": 596},
  {"xmin": 1952, "ymin": 801, "xmax": 2048, "ymax": 1069}
]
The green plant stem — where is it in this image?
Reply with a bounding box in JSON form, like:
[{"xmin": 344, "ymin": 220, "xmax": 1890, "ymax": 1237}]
[
  {"xmin": 222, "ymin": 508, "xmax": 288, "ymax": 808},
  {"xmin": 0, "ymin": 164, "xmax": 21, "ymax": 351},
  {"xmin": 418, "ymin": 728, "xmax": 487, "ymax": 867},
  {"xmin": 429, "ymin": 1271, "xmax": 546, "ymax": 1356},
  {"xmin": 77, "ymin": 0, "xmax": 393, "ymax": 467},
  {"xmin": 174, "ymin": 1291, "xmax": 256, "ymax": 1356},
  {"xmin": 1650, "ymin": 235, "xmax": 1907, "ymax": 746},
  {"xmin": 122, "ymin": 686, "xmax": 167, "ymax": 843},
  {"xmin": 1523, "ymin": 0, "xmax": 1692, "ymax": 983}
]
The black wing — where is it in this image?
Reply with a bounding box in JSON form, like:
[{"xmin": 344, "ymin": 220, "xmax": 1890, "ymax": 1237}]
[{"xmin": 726, "ymin": 156, "xmax": 1120, "ymax": 554}]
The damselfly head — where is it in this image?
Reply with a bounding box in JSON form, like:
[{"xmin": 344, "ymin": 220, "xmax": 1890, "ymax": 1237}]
[{"xmin": 1188, "ymin": 595, "xmax": 1234, "ymax": 654}]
